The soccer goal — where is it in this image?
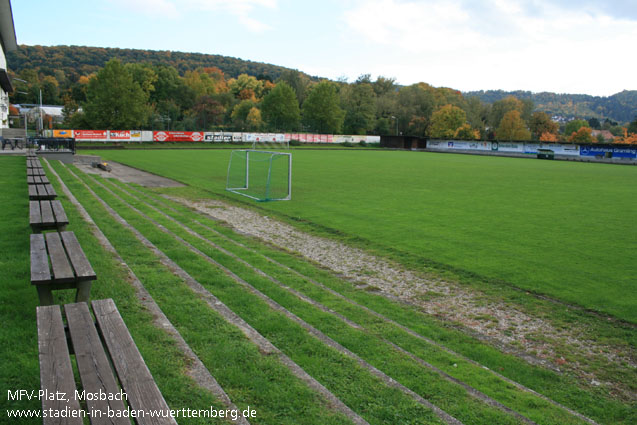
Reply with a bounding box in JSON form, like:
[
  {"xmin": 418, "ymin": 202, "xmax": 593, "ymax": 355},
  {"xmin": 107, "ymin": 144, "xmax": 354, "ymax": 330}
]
[
  {"xmin": 251, "ymin": 139, "xmax": 290, "ymax": 150},
  {"xmin": 226, "ymin": 150, "xmax": 292, "ymax": 201}
]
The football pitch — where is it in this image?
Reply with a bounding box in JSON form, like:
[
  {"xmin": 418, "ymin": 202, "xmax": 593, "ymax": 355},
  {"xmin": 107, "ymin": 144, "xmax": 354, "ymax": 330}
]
[{"xmin": 91, "ymin": 149, "xmax": 637, "ymax": 323}]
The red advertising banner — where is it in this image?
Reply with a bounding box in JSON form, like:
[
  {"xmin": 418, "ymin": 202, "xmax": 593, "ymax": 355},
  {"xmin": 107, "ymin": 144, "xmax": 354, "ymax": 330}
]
[
  {"xmin": 109, "ymin": 130, "xmax": 131, "ymax": 140},
  {"xmin": 74, "ymin": 130, "xmax": 108, "ymax": 140},
  {"xmin": 153, "ymin": 131, "xmax": 205, "ymax": 142}
]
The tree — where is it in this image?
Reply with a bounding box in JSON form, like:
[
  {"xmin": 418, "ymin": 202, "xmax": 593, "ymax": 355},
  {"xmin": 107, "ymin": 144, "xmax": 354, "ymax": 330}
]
[
  {"xmin": 588, "ymin": 117, "xmax": 601, "ymax": 129},
  {"xmin": 568, "ymin": 126, "xmax": 593, "ymax": 143},
  {"xmin": 454, "ymin": 123, "xmax": 479, "ymax": 140},
  {"xmin": 231, "ymin": 100, "xmax": 256, "ymax": 131},
  {"xmin": 395, "ymin": 84, "xmax": 435, "ymax": 137},
  {"xmin": 277, "ymin": 69, "xmax": 311, "ymax": 106},
  {"xmin": 245, "ymin": 107, "xmax": 263, "ymax": 131},
  {"xmin": 496, "ymin": 110, "xmax": 531, "ymax": 140},
  {"xmin": 302, "ymin": 81, "xmax": 345, "ymax": 133},
  {"xmin": 627, "ymin": 116, "xmax": 637, "ymax": 135},
  {"xmin": 429, "ymin": 105, "xmax": 467, "ymax": 138},
  {"xmin": 529, "ymin": 111, "xmax": 558, "ymax": 140},
  {"xmin": 82, "ymin": 59, "xmax": 151, "ymax": 129},
  {"xmin": 489, "ymin": 96, "xmax": 528, "ymax": 128},
  {"xmin": 260, "ymin": 82, "xmax": 300, "ymax": 131},
  {"xmin": 564, "ymin": 119, "xmax": 589, "ymax": 138},
  {"xmin": 342, "ymin": 82, "xmax": 376, "ymax": 134}
]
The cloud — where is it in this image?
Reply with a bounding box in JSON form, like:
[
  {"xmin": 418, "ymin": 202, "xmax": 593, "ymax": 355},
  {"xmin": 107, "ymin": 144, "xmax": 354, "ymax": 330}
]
[
  {"xmin": 108, "ymin": 0, "xmax": 277, "ymax": 32},
  {"xmin": 342, "ymin": 0, "xmax": 637, "ymax": 95}
]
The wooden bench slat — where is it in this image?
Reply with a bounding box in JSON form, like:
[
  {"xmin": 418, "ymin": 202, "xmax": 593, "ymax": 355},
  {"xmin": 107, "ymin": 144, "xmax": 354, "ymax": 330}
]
[
  {"xmin": 36, "ymin": 305, "xmax": 84, "ymax": 425},
  {"xmin": 51, "ymin": 200, "xmax": 69, "ymax": 225},
  {"xmin": 28, "ymin": 185, "xmax": 38, "ymax": 198},
  {"xmin": 65, "ymin": 303, "xmax": 130, "ymax": 425},
  {"xmin": 27, "ymin": 175, "xmax": 35, "ymax": 184},
  {"xmin": 30, "ymin": 234, "xmax": 51, "ymax": 284},
  {"xmin": 60, "ymin": 231, "xmax": 96, "ymax": 281},
  {"xmin": 92, "ymin": 299, "xmax": 177, "ymax": 425},
  {"xmin": 45, "ymin": 232, "xmax": 75, "ymax": 282},
  {"xmin": 40, "ymin": 200, "xmax": 55, "ymax": 226},
  {"xmin": 45, "ymin": 184, "xmax": 57, "ymax": 197},
  {"xmin": 29, "ymin": 200, "xmax": 42, "ymax": 226}
]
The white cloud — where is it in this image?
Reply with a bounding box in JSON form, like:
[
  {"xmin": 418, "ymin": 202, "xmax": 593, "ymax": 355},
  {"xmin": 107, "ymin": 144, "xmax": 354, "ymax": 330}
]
[
  {"xmin": 342, "ymin": 0, "xmax": 637, "ymax": 95},
  {"xmin": 108, "ymin": 0, "xmax": 276, "ymax": 32}
]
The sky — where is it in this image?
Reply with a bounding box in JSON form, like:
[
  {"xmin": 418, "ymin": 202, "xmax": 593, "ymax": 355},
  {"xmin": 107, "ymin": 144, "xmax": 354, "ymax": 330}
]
[{"xmin": 11, "ymin": 0, "xmax": 637, "ymax": 96}]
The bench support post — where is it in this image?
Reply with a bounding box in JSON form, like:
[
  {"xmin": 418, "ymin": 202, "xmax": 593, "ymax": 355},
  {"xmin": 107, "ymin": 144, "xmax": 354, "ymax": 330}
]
[
  {"xmin": 75, "ymin": 280, "xmax": 92, "ymax": 303},
  {"xmin": 37, "ymin": 286, "xmax": 54, "ymax": 306}
]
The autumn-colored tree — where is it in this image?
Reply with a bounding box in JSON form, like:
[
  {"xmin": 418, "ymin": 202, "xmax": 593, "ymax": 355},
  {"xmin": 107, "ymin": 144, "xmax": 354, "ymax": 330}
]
[
  {"xmin": 529, "ymin": 111, "xmax": 558, "ymax": 140},
  {"xmin": 568, "ymin": 126, "xmax": 593, "ymax": 143},
  {"xmin": 246, "ymin": 107, "xmax": 263, "ymax": 131},
  {"xmin": 489, "ymin": 96, "xmax": 532, "ymax": 130},
  {"xmin": 564, "ymin": 119, "xmax": 589, "ymax": 137},
  {"xmin": 540, "ymin": 132, "xmax": 559, "ymax": 142},
  {"xmin": 496, "ymin": 110, "xmax": 531, "ymax": 140},
  {"xmin": 229, "ymin": 74, "xmax": 264, "ymax": 100},
  {"xmin": 231, "ymin": 100, "xmax": 255, "ymax": 130},
  {"xmin": 430, "ymin": 104, "xmax": 466, "ymax": 138},
  {"xmin": 454, "ymin": 123, "xmax": 479, "ymax": 140}
]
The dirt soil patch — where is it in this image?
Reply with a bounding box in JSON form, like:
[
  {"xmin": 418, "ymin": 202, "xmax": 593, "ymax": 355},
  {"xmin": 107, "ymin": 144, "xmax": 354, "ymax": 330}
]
[{"xmin": 74, "ymin": 156, "xmax": 184, "ymax": 188}]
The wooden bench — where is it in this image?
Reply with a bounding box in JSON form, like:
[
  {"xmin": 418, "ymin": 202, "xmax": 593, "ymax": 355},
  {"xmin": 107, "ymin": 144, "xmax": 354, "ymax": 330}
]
[
  {"xmin": 28, "ymin": 183, "xmax": 57, "ymax": 200},
  {"xmin": 30, "ymin": 200, "xmax": 69, "ymax": 233},
  {"xmin": 37, "ymin": 299, "xmax": 177, "ymax": 425},
  {"xmin": 27, "ymin": 175, "xmax": 50, "ymax": 185},
  {"xmin": 27, "ymin": 159, "xmax": 42, "ymax": 168},
  {"xmin": 27, "ymin": 167, "xmax": 46, "ymax": 176},
  {"xmin": 30, "ymin": 231, "xmax": 96, "ymax": 305}
]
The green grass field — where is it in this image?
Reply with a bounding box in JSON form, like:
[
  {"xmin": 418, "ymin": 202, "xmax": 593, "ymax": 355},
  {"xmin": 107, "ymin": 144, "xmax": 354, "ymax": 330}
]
[
  {"xmin": 3, "ymin": 153, "xmax": 635, "ymax": 425},
  {"xmin": 92, "ymin": 149, "xmax": 637, "ymax": 324}
]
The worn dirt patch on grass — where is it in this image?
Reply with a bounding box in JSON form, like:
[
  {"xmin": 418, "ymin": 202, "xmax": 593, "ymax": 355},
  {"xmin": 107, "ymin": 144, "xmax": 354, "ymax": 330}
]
[{"xmin": 173, "ymin": 196, "xmax": 636, "ymax": 402}]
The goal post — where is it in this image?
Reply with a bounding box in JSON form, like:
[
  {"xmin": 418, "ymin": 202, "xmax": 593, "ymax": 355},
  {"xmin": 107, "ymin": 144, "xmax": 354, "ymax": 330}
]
[{"xmin": 226, "ymin": 150, "xmax": 292, "ymax": 201}]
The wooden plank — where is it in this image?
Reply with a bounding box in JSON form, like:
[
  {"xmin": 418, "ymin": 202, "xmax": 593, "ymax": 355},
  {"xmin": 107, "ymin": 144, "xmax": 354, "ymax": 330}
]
[
  {"xmin": 64, "ymin": 303, "xmax": 130, "ymax": 425},
  {"xmin": 36, "ymin": 305, "xmax": 84, "ymax": 425},
  {"xmin": 40, "ymin": 176, "xmax": 50, "ymax": 184},
  {"xmin": 40, "ymin": 201, "xmax": 55, "ymax": 226},
  {"xmin": 60, "ymin": 232, "xmax": 96, "ymax": 281},
  {"xmin": 28, "ymin": 185, "xmax": 38, "ymax": 198},
  {"xmin": 36, "ymin": 184, "xmax": 48, "ymax": 197},
  {"xmin": 27, "ymin": 175, "xmax": 36, "ymax": 184},
  {"xmin": 29, "ymin": 200, "xmax": 42, "ymax": 226},
  {"xmin": 51, "ymin": 200, "xmax": 69, "ymax": 226},
  {"xmin": 45, "ymin": 232, "xmax": 75, "ymax": 283},
  {"xmin": 45, "ymin": 184, "xmax": 57, "ymax": 197},
  {"xmin": 92, "ymin": 299, "xmax": 177, "ymax": 425},
  {"xmin": 31, "ymin": 234, "xmax": 51, "ymax": 284}
]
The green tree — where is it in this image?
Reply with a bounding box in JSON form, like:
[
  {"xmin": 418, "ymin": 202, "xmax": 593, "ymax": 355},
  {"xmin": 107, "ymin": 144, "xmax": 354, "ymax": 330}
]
[
  {"xmin": 260, "ymin": 82, "xmax": 300, "ymax": 131},
  {"xmin": 627, "ymin": 116, "xmax": 637, "ymax": 135},
  {"xmin": 277, "ymin": 69, "xmax": 311, "ymax": 106},
  {"xmin": 342, "ymin": 82, "xmax": 376, "ymax": 134},
  {"xmin": 564, "ymin": 119, "xmax": 589, "ymax": 138},
  {"xmin": 302, "ymin": 81, "xmax": 345, "ymax": 133},
  {"xmin": 496, "ymin": 110, "xmax": 531, "ymax": 140},
  {"xmin": 430, "ymin": 104, "xmax": 466, "ymax": 138},
  {"xmin": 231, "ymin": 100, "xmax": 256, "ymax": 131},
  {"xmin": 395, "ymin": 83, "xmax": 435, "ymax": 137},
  {"xmin": 82, "ymin": 59, "xmax": 150, "ymax": 129}
]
